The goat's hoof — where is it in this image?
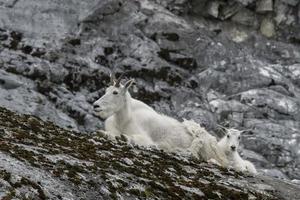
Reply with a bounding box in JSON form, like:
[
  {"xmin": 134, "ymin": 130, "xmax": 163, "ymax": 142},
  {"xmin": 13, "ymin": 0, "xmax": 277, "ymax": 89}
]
[
  {"xmin": 116, "ymin": 134, "xmax": 129, "ymax": 143},
  {"xmin": 208, "ymin": 158, "xmax": 221, "ymax": 166},
  {"xmin": 148, "ymin": 144, "xmax": 159, "ymax": 150},
  {"xmin": 95, "ymin": 130, "xmax": 107, "ymax": 137}
]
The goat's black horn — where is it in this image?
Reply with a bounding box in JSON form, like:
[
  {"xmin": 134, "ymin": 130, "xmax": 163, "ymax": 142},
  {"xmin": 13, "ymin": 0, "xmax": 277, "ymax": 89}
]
[
  {"xmin": 217, "ymin": 124, "xmax": 228, "ymax": 130},
  {"xmin": 115, "ymin": 73, "xmax": 124, "ymax": 87},
  {"xmin": 110, "ymin": 72, "xmax": 116, "ymax": 85}
]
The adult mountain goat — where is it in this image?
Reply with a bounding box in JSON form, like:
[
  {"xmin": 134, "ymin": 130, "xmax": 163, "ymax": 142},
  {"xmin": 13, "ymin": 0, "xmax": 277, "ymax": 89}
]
[{"xmin": 93, "ymin": 74, "xmax": 193, "ymax": 152}]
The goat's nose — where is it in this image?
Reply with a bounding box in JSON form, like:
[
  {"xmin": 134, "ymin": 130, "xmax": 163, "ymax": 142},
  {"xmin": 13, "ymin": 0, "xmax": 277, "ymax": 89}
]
[
  {"xmin": 231, "ymin": 146, "xmax": 236, "ymax": 151},
  {"xmin": 93, "ymin": 104, "xmax": 100, "ymax": 109}
]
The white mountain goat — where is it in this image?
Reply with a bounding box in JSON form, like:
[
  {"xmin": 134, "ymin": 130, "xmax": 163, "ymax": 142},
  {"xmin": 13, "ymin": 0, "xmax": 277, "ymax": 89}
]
[
  {"xmin": 93, "ymin": 74, "xmax": 193, "ymax": 151},
  {"xmin": 182, "ymin": 119, "xmax": 228, "ymax": 167},
  {"xmin": 217, "ymin": 128, "xmax": 257, "ymax": 174}
]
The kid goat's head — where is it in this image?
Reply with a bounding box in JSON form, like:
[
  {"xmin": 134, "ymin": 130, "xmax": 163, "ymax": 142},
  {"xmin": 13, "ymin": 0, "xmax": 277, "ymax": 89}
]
[
  {"xmin": 222, "ymin": 128, "xmax": 242, "ymax": 153},
  {"xmin": 93, "ymin": 74, "xmax": 134, "ymax": 120}
]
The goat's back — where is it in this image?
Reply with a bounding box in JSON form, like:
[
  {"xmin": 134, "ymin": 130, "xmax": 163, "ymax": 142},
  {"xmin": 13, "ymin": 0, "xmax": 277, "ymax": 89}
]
[
  {"xmin": 133, "ymin": 107, "xmax": 192, "ymax": 149},
  {"xmin": 130, "ymin": 98, "xmax": 192, "ymax": 149}
]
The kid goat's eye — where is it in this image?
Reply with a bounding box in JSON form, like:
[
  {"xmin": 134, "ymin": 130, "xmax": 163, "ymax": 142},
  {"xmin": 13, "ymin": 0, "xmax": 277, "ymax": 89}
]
[
  {"xmin": 238, "ymin": 136, "xmax": 241, "ymax": 140},
  {"xmin": 227, "ymin": 135, "xmax": 230, "ymax": 138},
  {"xmin": 113, "ymin": 91, "xmax": 118, "ymax": 95}
]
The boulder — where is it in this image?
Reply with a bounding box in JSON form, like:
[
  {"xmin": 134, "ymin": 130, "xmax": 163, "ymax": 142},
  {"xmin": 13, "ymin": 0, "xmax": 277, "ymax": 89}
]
[
  {"xmin": 256, "ymin": 0, "xmax": 273, "ymax": 13},
  {"xmin": 284, "ymin": 0, "xmax": 299, "ymax": 6},
  {"xmin": 0, "ymin": 0, "xmax": 300, "ymax": 182},
  {"xmin": 260, "ymin": 16, "xmax": 276, "ymax": 37},
  {"xmin": 231, "ymin": 8, "xmax": 256, "ymax": 26},
  {"xmin": 206, "ymin": 1, "xmax": 220, "ymax": 18},
  {"xmin": 274, "ymin": 0, "xmax": 297, "ymax": 25}
]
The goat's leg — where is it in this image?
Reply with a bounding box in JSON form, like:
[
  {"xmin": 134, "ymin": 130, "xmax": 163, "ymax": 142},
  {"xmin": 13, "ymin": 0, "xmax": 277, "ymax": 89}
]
[
  {"xmin": 130, "ymin": 133, "xmax": 155, "ymax": 147},
  {"xmin": 188, "ymin": 137, "xmax": 204, "ymax": 159},
  {"xmin": 94, "ymin": 130, "xmax": 118, "ymax": 141}
]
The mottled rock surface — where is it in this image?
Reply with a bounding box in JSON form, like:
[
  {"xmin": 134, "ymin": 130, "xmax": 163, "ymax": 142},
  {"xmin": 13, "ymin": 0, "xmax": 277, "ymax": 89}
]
[
  {"xmin": 0, "ymin": 0, "xmax": 299, "ymax": 182},
  {"xmin": 0, "ymin": 106, "xmax": 300, "ymax": 199}
]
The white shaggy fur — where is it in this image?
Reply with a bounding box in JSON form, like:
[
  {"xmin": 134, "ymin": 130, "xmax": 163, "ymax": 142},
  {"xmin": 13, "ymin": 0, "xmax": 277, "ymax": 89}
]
[
  {"xmin": 217, "ymin": 128, "xmax": 257, "ymax": 174},
  {"xmin": 182, "ymin": 119, "xmax": 228, "ymax": 166},
  {"xmin": 93, "ymin": 78, "xmax": 193, "ymax": 151}
]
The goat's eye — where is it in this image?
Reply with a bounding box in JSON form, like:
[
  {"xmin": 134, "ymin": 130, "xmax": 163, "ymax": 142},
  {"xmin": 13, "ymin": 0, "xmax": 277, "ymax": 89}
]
[
  {"xmin": 227, "ymin": 135, "xmax": 230, "ymax": 138},
  {"xmin": 113, "ymin": 91, "xmax": 118, "ymax": 95},
  {"xmin": 238, "ymin": 136, "xmax": 241, "ymax": 140}
]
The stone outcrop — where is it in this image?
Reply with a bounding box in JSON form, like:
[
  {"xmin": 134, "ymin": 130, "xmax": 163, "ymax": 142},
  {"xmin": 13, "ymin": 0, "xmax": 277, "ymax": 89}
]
[
  {"xmin": 0, "ymin": 0, "xmax": 299, "ymax": 182},
  {"xmin": 0, "ymin": 106, "xmax": 300, "ymax": 199}
]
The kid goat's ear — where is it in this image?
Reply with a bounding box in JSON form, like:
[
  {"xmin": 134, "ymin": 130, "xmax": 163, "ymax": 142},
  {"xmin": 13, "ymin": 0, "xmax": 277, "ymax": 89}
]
[{"xmin": 124, "ymin": 79, "xmax": 135, "ymax": 89}]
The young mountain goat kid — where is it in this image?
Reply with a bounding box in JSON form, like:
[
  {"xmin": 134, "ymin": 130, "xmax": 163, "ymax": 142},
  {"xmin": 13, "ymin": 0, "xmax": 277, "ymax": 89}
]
[
  {"xmin": 93, "ymin": 75, "xmax": 193, "ymax": 151},
  {"xmin": 217, "ymin": 128, "xmax": 257, "ymax": 174},
  {"xmin": 183, "ymin": 119, "xmax": 229, "ymax": 167}
]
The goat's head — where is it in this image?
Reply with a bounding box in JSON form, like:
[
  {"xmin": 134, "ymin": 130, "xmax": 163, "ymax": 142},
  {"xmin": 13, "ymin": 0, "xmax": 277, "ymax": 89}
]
[
  {"xmin": 221, "ymin": 127, "xmax": 242, "ymax": 153},
  {"xmin": 93, "ymin": 73, "xmax": 134, "ymax": 119}
]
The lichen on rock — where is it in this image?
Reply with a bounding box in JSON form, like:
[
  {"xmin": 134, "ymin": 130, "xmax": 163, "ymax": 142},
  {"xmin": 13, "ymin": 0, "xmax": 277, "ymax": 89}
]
[
  {"xmin": 0, "ymin": 106, "xmax": 299, "ymax": 199},
  {"xmin": 0, "ymin": 0, "xmax": 300, "ymax": 198}
]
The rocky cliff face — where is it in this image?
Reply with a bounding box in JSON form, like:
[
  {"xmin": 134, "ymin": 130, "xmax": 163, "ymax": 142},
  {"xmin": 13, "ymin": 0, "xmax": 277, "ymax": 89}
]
[
  {"xmin": 0, "ymin": 106, "xmax": 300, "ymax": 200},
  {"xmin": 0, "ymin": 0, "xmax": 299, "ymax": 182}
]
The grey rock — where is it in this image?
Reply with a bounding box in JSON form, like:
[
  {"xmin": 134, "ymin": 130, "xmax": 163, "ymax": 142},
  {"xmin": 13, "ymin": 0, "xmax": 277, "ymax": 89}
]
[
  {"xmin": 206, "ymin": 1, "xmax": 220, "ymax": 18},
  {"xmin": 274, "ymin": 0, "xmax": 297, "ymax": 25},
  {"xmin": 0, "ymin": 0, "xmax": 18, "ymax": 8},
  {"xmin": 231, "ymin": 8, "xmax": 256, "ymax": 26},
  {"xmin": 256, "ymin": 0, "xmax": 274, "ymax": 13},
  {"xmin": 235, "ymin": 0, "xmax": 256, "ymax": 6},
  {"xmin": 260, "ymin": 16, "xmax": 276, "ymax": 37},
  {"xmin": 219, "ymin": 2, "xmax": 243, "ymax": 20},
  {"xmin": 0, "ymin": 0, "xmax": 299, "ymax": 182},
  {"xmin": 261, "ymin": 169, "xmax": 290, "ymax": 180},
  {"xmin": 283, "ymin": 0, "xmax": 299, "ymax": 6},
  {"xmin": 275, "ymin": 0, "xmax": 290, "ymax": 25},
  {"xmin": 299, "ymin": 3, "xmax": 300, "ymax": 21},
  {"xmin": 229, "ymin": 29, "xmax": 250, "ymax": 43},
  {"xmin": 0, "ymin": 70, "xmax": 22, "ymax": 90},
  {"xmin": 292, "ymin": 179, "xmax": 300, "ymax": 184},
  {"xmin": 189, "ymin": 0, "xmax": 208, "ymax": 16},
  {"xmin": 0, "ymin": 0, "xmax": 102, "ymax": 44}
]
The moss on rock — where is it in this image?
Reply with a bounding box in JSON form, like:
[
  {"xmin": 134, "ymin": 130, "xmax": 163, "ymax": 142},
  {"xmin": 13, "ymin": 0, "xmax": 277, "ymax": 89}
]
[{"xmin": 0, "ymin": 107, "xmax": 298, "ymax": 199}]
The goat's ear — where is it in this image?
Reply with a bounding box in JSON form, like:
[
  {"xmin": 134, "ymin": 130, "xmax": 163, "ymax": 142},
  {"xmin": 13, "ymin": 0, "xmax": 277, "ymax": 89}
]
[
  {"xmin": 241, "ymin": 129, "xmax": 251, "ymax": 134},
  {"xmin": 124, "ymin": 79, "xmax": 135, "ymax": 89}
]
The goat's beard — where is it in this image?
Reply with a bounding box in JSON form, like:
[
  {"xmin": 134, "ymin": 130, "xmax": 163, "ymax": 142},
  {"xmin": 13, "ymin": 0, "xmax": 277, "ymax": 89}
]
[
  {"xmin": 224, "ymin": 148, "xmax": 234, "ymax": 156},
  {"xmin": 94, "ymin": 110, "xmax": 113, "ymax": 120}
]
